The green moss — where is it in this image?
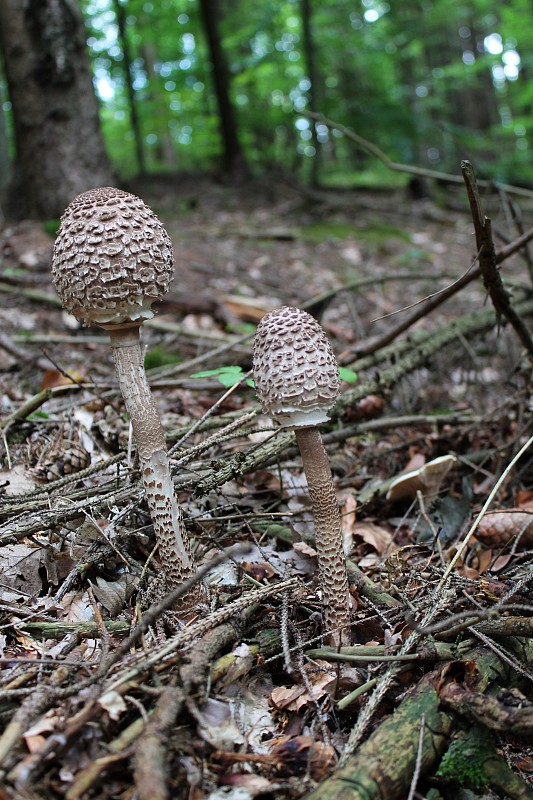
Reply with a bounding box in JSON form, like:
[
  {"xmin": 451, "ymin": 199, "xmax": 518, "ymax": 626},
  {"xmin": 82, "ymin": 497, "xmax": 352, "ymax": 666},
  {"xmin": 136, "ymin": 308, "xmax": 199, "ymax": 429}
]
[
  {"xmin": 436, "ymin": 732, "xmax": 492, "ymax": 791},
  {"xmin": 394, "ymin": 246, "xmax": 432, "ymax": 267},
  {"xmin": 301, "ymin": 220, "xmax": 410, "ymax": 244},
  {"xmin": 42, "ymin": 219, "xmax": 60, "ymax": 237},
  {"xmin": 358, "ymin": 222, "xmax": 411, "ymax": 243},
  {"xmin": 302, "ymin": 221, "xmax": 359, "ymax": 242},
  {"xmin": 320, "ymin": 167, "xmax": 407, "ymax": 190},
  {"xmin": 144, "ymin": 347, "xmax": 181, "ymax": 370}
]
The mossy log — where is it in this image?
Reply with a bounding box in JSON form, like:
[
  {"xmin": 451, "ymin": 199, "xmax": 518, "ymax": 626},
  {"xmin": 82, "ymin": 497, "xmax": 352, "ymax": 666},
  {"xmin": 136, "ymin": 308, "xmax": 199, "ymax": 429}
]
[
  {"xmin": 304, "ymin": 669, "xmax": 453, "ymax": 800},
  {"xmin": 304, "ymin": 643, "xmax": 531, "ymax": 800}
]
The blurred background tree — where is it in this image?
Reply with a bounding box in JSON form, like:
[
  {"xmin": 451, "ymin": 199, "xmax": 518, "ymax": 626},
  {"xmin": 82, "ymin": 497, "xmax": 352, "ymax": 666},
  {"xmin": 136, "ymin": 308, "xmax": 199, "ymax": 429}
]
[
  {"xmin": 0, "ymin": 0, "xmax": 530, "ymax": 218},
  {"xmin": 0, "ymin": 0, "xmax": 113, "ymax": 219}
]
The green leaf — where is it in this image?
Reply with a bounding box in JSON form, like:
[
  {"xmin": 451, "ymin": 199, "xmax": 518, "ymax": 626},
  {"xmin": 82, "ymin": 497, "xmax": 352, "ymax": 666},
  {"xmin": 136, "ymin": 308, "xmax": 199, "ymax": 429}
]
[
  {"xmin": 339, "ymin": 366, "xmax": 358, "ymax": 383},
  {"xmin": 190, "ymin": 365, "xmax": 252, "ymax": 389},
  {"xmin": 28, "ymin": 411, "xmax": 49, "ymax": 420}
]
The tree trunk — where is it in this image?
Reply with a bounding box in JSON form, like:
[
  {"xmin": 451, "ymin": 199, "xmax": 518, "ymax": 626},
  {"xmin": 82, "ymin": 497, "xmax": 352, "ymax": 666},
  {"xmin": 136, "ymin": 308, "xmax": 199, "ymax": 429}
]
[
  {"xmin": 113, "ymin": 0, "xmax": 146, "ymax": 175},
  {"xmin": 0, "ymin": 0, "xmax": 113, "ymax": 220},
  {"xmin": 300, "ymin": 0, "xmax": 320, "ymax": 186},
  {"xmin": 197, "ymin": 0, "xmax": 248, "ymax": 179},
  {"xmin": 0, "ymin": 58, "xmax": 11, "ymax": 198}
]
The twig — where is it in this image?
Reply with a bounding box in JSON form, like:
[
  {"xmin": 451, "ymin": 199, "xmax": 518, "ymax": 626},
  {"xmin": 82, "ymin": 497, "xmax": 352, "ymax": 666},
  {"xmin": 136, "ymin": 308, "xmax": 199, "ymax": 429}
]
[
  {"xmin": 468, "ymin": 628, "xmax": 533, "ymax": 683},
  {"xmin": 302, "ymin": 111, "xmax": 533, "ymax": 198},
  {"xmin": 406, "ymin": 713, "xmax": 425, "ymax": 800},
  {"xmin": 102, "ymin": 576, "xmax": 300, "ymax": 697},
  {"xmin": 340, "ymin": 588, "xmax": 454, "ymax": 760},
  {"xmin": 462, "ymin": 160, "xmax": 533, "ymax": 361},
  {"xmin": 437, "ymin": 434, "xmax": 533, "ymax": 588}
]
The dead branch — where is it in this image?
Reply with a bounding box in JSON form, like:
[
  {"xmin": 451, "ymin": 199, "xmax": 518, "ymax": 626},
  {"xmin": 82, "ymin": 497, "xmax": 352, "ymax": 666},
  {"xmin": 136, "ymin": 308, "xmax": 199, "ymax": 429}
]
[
  {"xmin": 302, "ymin": 110, "xmax": 533, "ymax": 199},
  {"xmin": 303, "ymin": 643, "xmax": 532, "ymax": 800},
  {"xmin": 462, "ymin": 159, "xmax": 533, "ymax": 361}
]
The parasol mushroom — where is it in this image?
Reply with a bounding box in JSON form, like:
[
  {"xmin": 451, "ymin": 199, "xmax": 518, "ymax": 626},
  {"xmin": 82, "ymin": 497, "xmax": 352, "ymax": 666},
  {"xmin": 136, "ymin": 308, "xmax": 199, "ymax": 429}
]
[
  {"xmin": 52, "ymin": 187, "xmax": 197, "ymax": 603},
  {"xmin": 253, "ymin": 306, "xmax": 351, "ymax": 646}
]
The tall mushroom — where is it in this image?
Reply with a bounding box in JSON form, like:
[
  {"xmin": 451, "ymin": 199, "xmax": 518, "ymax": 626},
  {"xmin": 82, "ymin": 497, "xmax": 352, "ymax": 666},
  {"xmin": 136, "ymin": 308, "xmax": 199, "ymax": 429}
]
[
  {"xmin": 52, "ymin": 187, "xmax": 197, "ymax": 602},
  {"xmin": 253, "ymin": 306, "xmax": 351, "ymax": 646}
]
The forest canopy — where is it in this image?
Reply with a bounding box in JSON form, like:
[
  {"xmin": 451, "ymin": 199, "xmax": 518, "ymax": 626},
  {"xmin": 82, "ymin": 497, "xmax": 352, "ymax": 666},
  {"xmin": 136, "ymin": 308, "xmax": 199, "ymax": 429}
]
[{"xmin": 1, "ymin": 0, "xmax": 531, "ymax": 190}]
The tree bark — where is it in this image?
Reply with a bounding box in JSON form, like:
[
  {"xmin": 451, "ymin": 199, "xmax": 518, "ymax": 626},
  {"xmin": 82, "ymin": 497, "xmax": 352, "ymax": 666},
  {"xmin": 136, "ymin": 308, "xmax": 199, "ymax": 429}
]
[
  {"xmin": 113, "ymin": 0, "xmax": 146, "ymax": 175},
  {"xmin": 197, "ymin": 0, "xmax": 248, "ymax": 178},
  {"xmin": 0, "ymin": 0, "xmax": 113, "ymax": 219},
  {"xmin": 300, "ymin": 0, "xmax": 320, "ymax": 186}
]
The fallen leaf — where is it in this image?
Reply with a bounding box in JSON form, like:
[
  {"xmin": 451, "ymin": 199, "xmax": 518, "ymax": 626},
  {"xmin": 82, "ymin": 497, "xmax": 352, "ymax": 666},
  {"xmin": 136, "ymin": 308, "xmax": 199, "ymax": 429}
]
[
  {"xmin": 292, "ymin": 541, "xmax": 317, "ymax": 558},
  {"xmin": 353, "ymin": 521, "xmax": 392, "ymax": 556},
  {"xmin": 270, "ymin": 662, "xmax": 336, "ymax": 712},
  {"xmin": 387, "ymin": 455, "xmax": 457, "ymax": 503},
  {"xmin": 41, "ymin": 368, "xmax": 85, "ymax": 389},
  {"xmin": 270, "ymin": 736, "xmax": 337, "ymax": 781},
  {"xmin": 0, "ymin": 465, "xmax": 37, "ymax": 496},
  {"xmin": 0, "ymin": 543, "xmax": 58, "ymax": 601},
  {"xmin": 98, "ymin": 690, "xmax": 128, "ymax": 721},
  {"xmin": 195, "ymin": 698, "xmax": 245, "ymax": 750}
]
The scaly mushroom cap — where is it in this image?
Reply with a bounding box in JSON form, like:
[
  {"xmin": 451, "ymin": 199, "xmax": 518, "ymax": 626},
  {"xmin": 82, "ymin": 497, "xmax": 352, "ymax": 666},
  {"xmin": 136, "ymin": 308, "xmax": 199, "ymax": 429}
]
[
  {"xmin": 52, "ymin": 187, "xmax": 174, "ymax": 326},
  {"xmin": 253, "ymin": 306, "xmax": 341, "ymax": 428}
]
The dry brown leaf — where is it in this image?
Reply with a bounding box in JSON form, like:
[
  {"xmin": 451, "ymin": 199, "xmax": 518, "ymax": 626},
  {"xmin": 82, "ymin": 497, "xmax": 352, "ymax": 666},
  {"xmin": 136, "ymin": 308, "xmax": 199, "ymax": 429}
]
[
  {"xmin": 23, "ymin": 712, "xmax": 58, "ymax": 753},
  {"xmin": 339, "ymin": 490, "xmax": 357, "ymax": 550},
  {"xmin": 292, "ymin": 540, "xmax": 317, "ymax": 558},
  {"xmin": 195, "ymin": 698, "xmax": 245, "ymax": 750},
  {"xmin": 491, "ymin": 554, "xmax": 513, "ymax": 572},
  {"xmin": 476, "ymin": 547, "xmax": 493, "ymax": 575},
  {"xmin": 221, "ymin": 294, "xmax": 273, "ymax": 322},
  {"xmin": 462, "ymin": 566, "xmax": 481, "ymax": 580},
  {"xmin": 0, "ymin": 465, "xmax": 37, "ymax": 496},
  {"xmin": 269, "ymin": 735, "xmax": 337, "ymax": 781},
  {"xmin": 270, "ymin": 684, "xmax": 308, "ymax": 711},
  {"xmin": 0, "ymin": 543, "xmax": 58, "ymax": 601},
  {"xmin": 41, "ymin": 368, "xmax": 85, "ymax": 389},
  {"xmin": 516, "ymin": 490, "xmax": 533, "ymax": 510},
  {"xmin": 98, "ymin": 690, "xmax": 128, "ymax": 721},
  {"xmin": 353, "ymin": 521, "xmax": 392, "ymax": 556},
  {"xmin": 270, "ymin": 662, "xmax": 335, "ymax": 712}
]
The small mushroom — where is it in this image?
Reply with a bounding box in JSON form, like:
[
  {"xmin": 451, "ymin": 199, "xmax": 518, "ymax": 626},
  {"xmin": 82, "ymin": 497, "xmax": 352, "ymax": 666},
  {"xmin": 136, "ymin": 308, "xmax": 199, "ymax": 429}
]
[
  {"xmin": 253, "ymin": 306, "xmax": 351, "ymax": 646},
  {"xmin": 52, "ymin": 187, "xmax": 197, "ymax": 602}
]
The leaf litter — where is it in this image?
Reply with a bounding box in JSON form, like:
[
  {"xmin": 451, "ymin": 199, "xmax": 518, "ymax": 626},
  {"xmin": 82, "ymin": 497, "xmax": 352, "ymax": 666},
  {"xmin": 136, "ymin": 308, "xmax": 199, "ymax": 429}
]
[{"xmin": 0, "ymin": 177, "xmax": 532, "ymax": 798}]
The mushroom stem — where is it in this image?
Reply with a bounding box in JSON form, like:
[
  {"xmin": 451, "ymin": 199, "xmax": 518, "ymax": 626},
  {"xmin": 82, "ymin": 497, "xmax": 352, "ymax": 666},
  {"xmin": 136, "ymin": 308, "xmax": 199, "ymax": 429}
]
[
  {"xmin": 107, "ymin": 324, "xmax": 195, "ymax": 589},
  {"xmin": 295, "ymin": 426, "xmax": 351, "ymax": 647}
]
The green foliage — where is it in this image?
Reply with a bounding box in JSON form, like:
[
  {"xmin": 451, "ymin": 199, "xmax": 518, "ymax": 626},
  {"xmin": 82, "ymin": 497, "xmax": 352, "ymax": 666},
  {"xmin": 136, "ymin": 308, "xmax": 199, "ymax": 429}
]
[
  {"xmin": 42, "ymin": 219, "xmax": 60, "ymax": 237},
  {"xmin": 394, "ymin": 247, "xmax": 433, "ymax": 268},
  {"xmin": 190, "ymin": 366, "xmax": 253, "ymax": 388},
  {"xmin": 338, "ymin": 366, "xmax": 357, "ymax": 383},
  {"xmin": 72, "ymin": 0, "xmax": 533, "ymax": 184},
  {"xmin": 28, "ymin": 411, "xmax": 50, "ymax": 420},
  {"xmin": 302, "ymin": 221, "xmax": 360, "ymax": 242},
  {"xmin": 144, "ymin": 347, "xmax": 181, "ymax": 370},
  {"xmin": 191, "ymin": 363, "xmax": 354, "ymax": 391}
]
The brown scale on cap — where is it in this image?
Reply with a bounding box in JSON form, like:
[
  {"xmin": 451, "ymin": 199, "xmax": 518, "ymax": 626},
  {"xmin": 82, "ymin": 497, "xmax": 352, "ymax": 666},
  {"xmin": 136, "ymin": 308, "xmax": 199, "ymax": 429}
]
[
  {"xmin": 52, "ymin": 187, "xmax": 174, "ymax": 326},
  {"xmin": 52, "ymin": 187, "xmax": 199, "ymax": 610},
  {"xmin": 253, "ymin": 306, "xmax": 340, "ymax": 428},
  {"xmin": 253, "ymin": 307, "xmax": 351, "ymax": 647}
]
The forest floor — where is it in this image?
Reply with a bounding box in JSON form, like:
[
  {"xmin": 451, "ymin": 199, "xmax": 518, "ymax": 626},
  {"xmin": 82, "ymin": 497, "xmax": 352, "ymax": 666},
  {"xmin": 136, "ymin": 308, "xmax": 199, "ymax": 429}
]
[{"xmin": 0, "ymin": 174, "xmax": 532, "ymax": 800}]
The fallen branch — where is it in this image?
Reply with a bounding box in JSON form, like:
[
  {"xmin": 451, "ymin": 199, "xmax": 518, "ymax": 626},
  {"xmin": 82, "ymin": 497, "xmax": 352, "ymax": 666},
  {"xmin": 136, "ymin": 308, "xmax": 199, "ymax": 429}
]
[
  {"xmin": 301, "ymin": 110, "xmax": 533, "ymax": 199},
  {"xmin": 303, "ymin": 643, "xmax": 531, "ymax": 800},
  {"xmin": 462, "ymin": 159, "xmax": 533, "ymax": 361}
]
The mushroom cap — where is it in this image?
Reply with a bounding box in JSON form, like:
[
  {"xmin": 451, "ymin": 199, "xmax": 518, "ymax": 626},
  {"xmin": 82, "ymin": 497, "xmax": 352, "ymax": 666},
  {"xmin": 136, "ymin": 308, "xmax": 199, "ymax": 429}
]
[
  {"xmin": 52, "ymin": 187, "xmax": 174, "ymax": 326},
  {"xmin": 253, "ymin": 306, "xmax": 341, "ymax": 428}
]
